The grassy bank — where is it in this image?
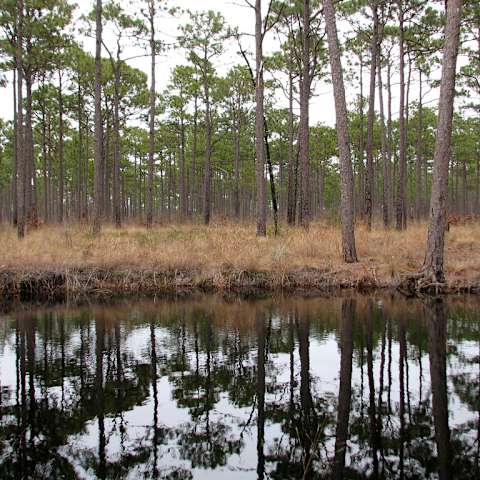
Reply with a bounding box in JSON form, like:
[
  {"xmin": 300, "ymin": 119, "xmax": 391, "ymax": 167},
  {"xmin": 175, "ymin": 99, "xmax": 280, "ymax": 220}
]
[{"xmin": 1, "ymin": 220, "xmax": 479, "ymax": 300}]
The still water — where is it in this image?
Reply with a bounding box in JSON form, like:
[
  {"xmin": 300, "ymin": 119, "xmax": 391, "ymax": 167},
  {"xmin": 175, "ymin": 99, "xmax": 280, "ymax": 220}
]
[{"xmin": 0, "ymin": 295, "xmax": 479, "ymax": 479}]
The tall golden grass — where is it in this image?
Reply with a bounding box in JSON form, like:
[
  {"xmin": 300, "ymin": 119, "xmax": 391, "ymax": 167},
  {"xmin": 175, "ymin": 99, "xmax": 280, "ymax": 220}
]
[{"xmin": 1, "ymin": 220, "xmax": 479, "ymax": 287}]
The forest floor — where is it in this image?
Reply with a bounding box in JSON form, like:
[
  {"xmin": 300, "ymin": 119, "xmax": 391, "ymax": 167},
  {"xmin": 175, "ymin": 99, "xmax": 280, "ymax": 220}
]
[{"xmin": 1, "ymin": 220, "xmax": 480, "ymax": 301}]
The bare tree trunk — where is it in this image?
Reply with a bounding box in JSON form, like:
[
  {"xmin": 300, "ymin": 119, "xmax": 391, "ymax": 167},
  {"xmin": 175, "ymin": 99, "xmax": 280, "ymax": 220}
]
[
  {"xmin": 299, "ymin": 0, "xmax": 311, "ymax": 229},
  {"xmin": 462, "ymin": 149, "xmax": 468, "ymax": 215},
  {"xmin": 415, "ymin": 70, "xmax": 424, "ymax": 221},
  {"xmin": 420, "ymin": 0, "xmax": 462, "ymax": 285},
  {"xmin": 103, "ymin": 118, "xmax": 111, "ymax": 219},
  {"xmin": 287, "ymin": 67, "xmax": 296, "ymax": 225},
  {"xmin": 179, "ymin": 116, "xmax": 187, "ymax": 221},
  {"xmin": 16, "ymin": 0, "xmax": 25, "ymax": 238},
  {"xmin": 77, "ymin": 80, "xmax": 86, "ymax": 221},
  {"xmin": 378, "ymin": 47, "xmax": 390, "ymax": 228},
  {"xmin": 324, "ymin": 0, "xmax": 358, "ymax": 263},
  {"xmin": 146, "ymin": 1, "xmax": 156, "ymax": 227},
  {"xmin": 113, "ymin": 64, "xmax": 121, "ymax": 228},
  {"xmin": 41, "ymin": 102, "xmax": 48, "ymax": 222},
  {"xmin": 387, "ymin": 60, "xmax": 394, "ymax": 216},
  {"xmin": 190, "ymin": 91, "xmax": 198, "ymax": 216},
  {"xmin": 255, "ymin": 0, "xmax": 266, "ymax": 236},
  {"xmin": 476, "ymin": 135, "xmax": 480, "ymax": 214},
  {"xmin": 12, "ymin": 66, "xmax": 18, "ymax": 225},
  {"xmin": 93, "ymin": 0, "xmax": 103, "ymax": 235},
  {"xmin": 358, "ymin": 57, "xmax": 365, "ymax": 218},
  {"xmin": 396, "ymin": 1, "xmax": 407, "ymax": 230},
  {"xmin": 58, "ymin": 71, "xmax": 65, "ymax": 223},
  {"xmin": 234, "ymin": 111, "xmax": 241, "ymax": 220},
  {"xmin": 202, "ymin": 48, "xmax": 213, "ymax": 225},
  {"xmin": 365, "ymin": 2, "xmax": 379, "ymax": 231},
  {"xmin": 25, "ymin": 72, "xmax": 37, "ymax": 226}
]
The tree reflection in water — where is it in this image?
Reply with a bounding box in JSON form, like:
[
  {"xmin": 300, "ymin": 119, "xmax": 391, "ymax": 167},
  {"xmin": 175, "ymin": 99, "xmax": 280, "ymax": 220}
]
[{"xmin": 0, "ymin": 295, "xmax": 479, "ymax": 479}]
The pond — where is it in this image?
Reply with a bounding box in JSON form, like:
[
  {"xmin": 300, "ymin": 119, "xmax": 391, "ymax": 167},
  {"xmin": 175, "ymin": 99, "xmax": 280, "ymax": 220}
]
[{"xmin": 0, "ymin": 294, "xmax": 479, "ymax": 479}]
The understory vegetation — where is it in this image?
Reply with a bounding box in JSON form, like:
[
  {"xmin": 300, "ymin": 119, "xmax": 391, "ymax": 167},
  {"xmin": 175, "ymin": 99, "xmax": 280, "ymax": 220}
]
[{"xmin": 1, "ymin": 221, "xmax": 479, "ymax": 294}]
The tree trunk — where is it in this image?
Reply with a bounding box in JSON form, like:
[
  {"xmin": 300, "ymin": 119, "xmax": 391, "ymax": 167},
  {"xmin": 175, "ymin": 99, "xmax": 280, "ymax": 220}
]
[
  {"xmin": 202, "ymin": 49, "xmax": 213, "ymax": 225},
  {"xmin": 93, "ymin": 0, "xmax": 103, "ymax": 235},
  {"xmin": 415, "ymin": 70, "xmax": 424, "ymax": 221},
  {"xmin": 420, "ymin": 0, "xmax": 462, "ymax": 285},
  {"xmin": 365, "ymin": 2, "xmax": 379, "ymax": 231},
  {"xmin": 476, "ymin": 137, "xmax": 480, "ymax": 215},
  {"xmin": 25, "ymin": 72, "xmax": 37, "ymax": 226},
  {"xmin": 58, "ymin": 71, "xmax": 65, "ymax": 223},
  {"xmin": 234, "ymin": 111, "xmax": 241, "ymax": 220},
  {"xmin": 396, "ymin": 1, "xmax": 407, "ymax": 230},
  {"xmin": 113, "ymin": 63, "xmax": 121, "ymax": 228},
  {"xmin": 12, "ymin": 66, "xmax": 18, "ymax": 225},
  {"xmin": 378, "ymin": 47, "xmax": 390, "ymax": 228},
  {"xmin": 41, "ymin": 104, "xmax": 48, "ymax": 222},
  {"xmin": 77, "ymin": 81, "xmax": 84, "ymax": 220},
  {"xmin": 190, "ymin": 91, "xmax": 198, "ymax": 216},
  {"xmin": 146, "ymin": 0, "xmax": 155, "ymax": 228},
  {"xmin": 103, "ymin": 118, "xmax": 111, "ymax": 219},
  {"xmin": 358, "ymin": 57, "xmax": 365, "ymax": 218},
  {"xmin": 16, "ymin": 0, "xmax": 25, "ymax": 238},
  {"xmin": 255, "ymin": 0, "xmax": 266, "ymax": 236},
  {"xmin": 324, "ymin": 0, "xmax": 358, "ymax": 263},
  {"xmin": 387, "ymin": 60, "xmax": 394, "ymax": 216},
  {"xmin": 179, "ymin": 116, "xmax": 187, "ymax": 220},
  {"xmin": 299, "ymin": 0, "xmax": 311, "ymax": 229},
  {"xmin": 287, "ymin": 67, "xmax": 296, "ymax": 225}
]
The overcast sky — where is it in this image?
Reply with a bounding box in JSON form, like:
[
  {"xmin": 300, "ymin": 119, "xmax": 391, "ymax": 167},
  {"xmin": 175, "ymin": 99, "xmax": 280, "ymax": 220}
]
[{"xmin": 0, "ymin": 0, "xmax": 453, "ymax": 128}]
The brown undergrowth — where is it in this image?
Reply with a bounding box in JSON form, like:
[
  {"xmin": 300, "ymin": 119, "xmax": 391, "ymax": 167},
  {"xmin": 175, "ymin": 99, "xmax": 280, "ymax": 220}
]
[{"xmin": 1, "ymin": 220, "xmax": 479, "ymax": 301}]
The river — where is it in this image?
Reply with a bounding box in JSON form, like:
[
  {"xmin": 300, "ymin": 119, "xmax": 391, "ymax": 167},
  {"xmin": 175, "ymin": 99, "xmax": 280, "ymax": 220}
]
[{"xmin": 0, "ymin": 294, "xmax": 478, "ymax": 479}]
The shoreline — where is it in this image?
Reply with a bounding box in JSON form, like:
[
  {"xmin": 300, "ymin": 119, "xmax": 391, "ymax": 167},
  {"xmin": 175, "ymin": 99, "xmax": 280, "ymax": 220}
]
[
  {"xmin": 1, "ymin": 266, "xmax": 479, "ymax": 305},
  {"xmin": 1, "ymin": 222, "xmax": 479, "ymax": 304}
]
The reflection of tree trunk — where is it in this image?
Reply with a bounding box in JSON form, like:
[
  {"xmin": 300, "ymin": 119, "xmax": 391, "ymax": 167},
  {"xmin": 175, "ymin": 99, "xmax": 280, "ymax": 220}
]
[
  {"xmin": 333, "ymin": 299, "xmax": 354, "ymax": 479},
  {"xmin": 427, "ymin": 299, "xmax": 451, "ymax": 480},
  {"xmin": 406, "ymin": 341, "xmax": 412, "ymax": 424},
  {"xmin": 80, "ymin": 318, "xmax": 86, "ymax": 403},
  {"xmin": 256, "ymin": 313, "xmax": 266, "ymax": 480},
  {"xmin": 297, "ymin": 314, "xmax": 314, "ymax": 477},
  {"xmin": 387, "ymin": 318, "xmax": 392, "ymax": 415},
  {"xmin": 289, "ymin": 313, "xmax": 295, "ymax": 420},
  {"xmin": 60, "ymin": 316, "xmax": 65, "ymax": 410},
  {"xmin": 366, "ymin": 302, "xmax": 379, "ymax": 478},
  {"xmin": 205, "ymin": 323, "xmax": 212, "ymax": 446},
  {"xmin": 26, "ymin": 316, "xmax": 36, "ymax": 446},
  {"xmin": 399, "ymin": 323, "xmax": 406, "ymax": 480},
  {"xmin": 95, "ymin": 316, "xmax": 106, "ymax": 480},
  {"xmin": 150, "ymin": 318, "xmax": 159, "ymax": 479},
  {"xmin": 378, "ymin": 311, "xmax": 386, "ymax": 412},
  {"xmin": 18, "ymin": 318, "xmax": 27, "ymax": 475},
  {"xmin": 476, "ymin": 334, "xmax": 480, "ymax": 477},
  {"xmin": 418, "ymin": 342, "xmax": 424, "ymax": 405},
  {"xmin": 378, "ymin": 310, "xmax": 387, "ymax": 473}
]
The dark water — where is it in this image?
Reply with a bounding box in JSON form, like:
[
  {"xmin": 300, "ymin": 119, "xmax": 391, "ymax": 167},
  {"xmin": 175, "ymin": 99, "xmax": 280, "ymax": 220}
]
[{"xmin": 0, "ymin": 295, "xmax": 479, "ymax": 479}]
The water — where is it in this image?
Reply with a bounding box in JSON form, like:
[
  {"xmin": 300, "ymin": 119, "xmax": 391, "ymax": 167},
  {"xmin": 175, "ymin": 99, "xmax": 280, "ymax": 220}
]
[{"xmin": 0, "ymin": 295, "xmax": 479, "ymax": 479}]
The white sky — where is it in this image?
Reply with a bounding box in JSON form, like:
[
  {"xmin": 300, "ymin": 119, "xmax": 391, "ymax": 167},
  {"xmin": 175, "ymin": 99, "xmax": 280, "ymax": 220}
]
[{"xmin": 0, "ymin": 0, "xmax": 461, "ymax": 129}]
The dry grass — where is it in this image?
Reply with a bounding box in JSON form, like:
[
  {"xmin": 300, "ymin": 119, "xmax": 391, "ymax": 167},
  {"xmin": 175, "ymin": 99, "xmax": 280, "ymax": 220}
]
[{"xmin": 1, "ymin": 220, "xmax": 480, "ymax": 289}]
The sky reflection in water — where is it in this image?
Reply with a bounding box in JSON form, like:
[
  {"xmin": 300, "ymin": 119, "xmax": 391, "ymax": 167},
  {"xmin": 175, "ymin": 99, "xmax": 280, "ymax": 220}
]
[{"xmin": 0, "ymin": 295, "xmax": 479, "ymax": 479}]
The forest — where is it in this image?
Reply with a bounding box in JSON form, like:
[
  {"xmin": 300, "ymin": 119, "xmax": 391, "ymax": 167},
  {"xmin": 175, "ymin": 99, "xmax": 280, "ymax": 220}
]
[{"xmin": 0, "ymin": 0, "xmax": 479, "ymax": 295}]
